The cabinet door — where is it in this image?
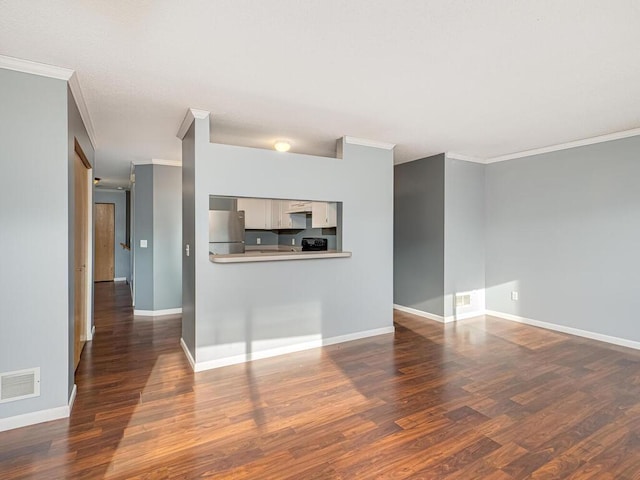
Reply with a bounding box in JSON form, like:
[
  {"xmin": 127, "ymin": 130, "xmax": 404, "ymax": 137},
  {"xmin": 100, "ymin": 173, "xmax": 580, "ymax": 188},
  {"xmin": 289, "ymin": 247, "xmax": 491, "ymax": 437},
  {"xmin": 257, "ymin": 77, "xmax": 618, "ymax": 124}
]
[
  {"xmin": 237, "ymin": 198, "xmax": 269, "ymax": 229},
  {"xmin": 271, "ymin": 200, "xmax": 282, "ymax": 229},
  {"xmin": 311, "ymin": 202, "xmax": 338, "ymax": 228}
]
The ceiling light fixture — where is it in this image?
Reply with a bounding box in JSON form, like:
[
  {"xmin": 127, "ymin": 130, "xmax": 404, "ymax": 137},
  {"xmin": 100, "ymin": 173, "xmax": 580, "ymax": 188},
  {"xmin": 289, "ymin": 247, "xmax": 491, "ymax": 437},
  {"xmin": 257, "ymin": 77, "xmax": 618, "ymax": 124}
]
[{"xmin": 274, "ymin": 140, "xmax": 291, "ymax": 153}]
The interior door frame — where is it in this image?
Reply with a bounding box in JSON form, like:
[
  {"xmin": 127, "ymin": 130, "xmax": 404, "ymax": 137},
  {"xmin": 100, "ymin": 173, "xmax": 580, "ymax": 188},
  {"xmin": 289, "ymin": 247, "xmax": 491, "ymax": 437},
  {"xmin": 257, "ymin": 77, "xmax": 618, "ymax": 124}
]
[{"xmin": 75, "ymin": 139, "xmax": 94, "ymax": 343}]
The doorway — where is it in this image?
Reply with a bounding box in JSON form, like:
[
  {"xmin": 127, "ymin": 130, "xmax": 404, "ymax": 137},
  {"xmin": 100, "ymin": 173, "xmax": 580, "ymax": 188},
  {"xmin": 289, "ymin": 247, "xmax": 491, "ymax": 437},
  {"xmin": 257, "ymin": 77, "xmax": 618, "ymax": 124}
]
[
  {"xmin": 94, "ymin": 203, "xmax": 115, "ymax": 282},
  {"xmin": 73, "ymin": 143, "xmax": 91, "ymax": 370}
]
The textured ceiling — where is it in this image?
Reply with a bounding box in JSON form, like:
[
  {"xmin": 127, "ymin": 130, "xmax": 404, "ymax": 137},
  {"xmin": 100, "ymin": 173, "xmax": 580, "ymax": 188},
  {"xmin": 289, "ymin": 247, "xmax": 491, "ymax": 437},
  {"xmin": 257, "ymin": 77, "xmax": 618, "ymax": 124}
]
[{"xmin": 1, "ymin": 0, "xmax": 639, "ymax": 187}]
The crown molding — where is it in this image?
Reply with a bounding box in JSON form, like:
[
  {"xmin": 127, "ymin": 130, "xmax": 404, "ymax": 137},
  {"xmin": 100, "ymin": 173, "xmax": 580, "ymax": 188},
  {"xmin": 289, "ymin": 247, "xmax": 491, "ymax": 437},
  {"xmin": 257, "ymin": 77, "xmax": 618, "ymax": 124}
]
[
  {"xmin": 344, "ymin": 136, "xmax": 395, "ymax": 150},
  {"xmin": 0, "ymin": 55, "xmax": 97, "ymax": 149},
  {"xmin": 485, "ymin": 127, "xmax": 640, "ymax": 164},
  {"xmin": 132, "ymin": 158, "xmax": 182, "ymax": 167},
  {"xmin": 0, "ymin": 54, "xmax": 73, "ymax": 80},
  {"xmin": 68, "ymin": 72, "xmax": 97, "ymax": 149},
  {"xmin": 446, "ymin": 152, "xmax": 486, "ymax": 164},
  {"xmin": 177, "ymin": 108, "xmax": 210, "ymax": 140}
]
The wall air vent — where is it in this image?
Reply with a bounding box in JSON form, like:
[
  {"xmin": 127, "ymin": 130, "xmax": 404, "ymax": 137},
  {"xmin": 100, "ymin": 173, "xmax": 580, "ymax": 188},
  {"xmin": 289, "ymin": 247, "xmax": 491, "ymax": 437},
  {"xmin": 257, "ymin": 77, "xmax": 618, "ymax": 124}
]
[
  {"xmin": 455, "ymin": 294, "xmax": 471, "ymax": 307},
  {"xmin": 0, "ymin": 367, "xmax": 40, "ymax": 403}
]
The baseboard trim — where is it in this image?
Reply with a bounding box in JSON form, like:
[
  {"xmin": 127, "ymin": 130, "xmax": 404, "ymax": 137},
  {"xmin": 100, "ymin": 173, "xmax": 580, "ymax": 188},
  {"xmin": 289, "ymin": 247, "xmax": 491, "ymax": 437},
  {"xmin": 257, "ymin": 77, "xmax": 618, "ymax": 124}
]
[
  {"xmin": 0, "ymin": 386, "xmax": 76, "ymax": 432},
  {"xmin": 191, "ymin": 326, "xmax": 395, "ymax": 373},
  {"xmin": 485, "ymin": 310, "xmax": 640, "ymax": 351},
  {"xmin": 393, "ymin": 304, "xmax": 452, "ymax": 323},
  {"xmin": 68, "ymin": 384, "xmax": 77, "ymax": 413},
  {"xmin": 452, "ymin": 310, "xmax": 486, "ymax": 321},
  {"xmin": 113, "ymin": 277, "xmax": 127, "ymax": 282},
  {"xmin": 180, "ymin": 338, "xmax": 196, "ymax": 371},
  {"xmin": 134, "ymin": 308, "xmax": 182, "ymax": 317}
]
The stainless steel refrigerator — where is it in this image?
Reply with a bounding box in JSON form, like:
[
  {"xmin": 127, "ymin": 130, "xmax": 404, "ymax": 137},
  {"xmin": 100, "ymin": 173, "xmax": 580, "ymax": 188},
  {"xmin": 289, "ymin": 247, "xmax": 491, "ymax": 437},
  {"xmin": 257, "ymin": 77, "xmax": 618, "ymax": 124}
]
[{"xmin": 209, "ymin": 210, "xmax": 245, "ymax": 254}]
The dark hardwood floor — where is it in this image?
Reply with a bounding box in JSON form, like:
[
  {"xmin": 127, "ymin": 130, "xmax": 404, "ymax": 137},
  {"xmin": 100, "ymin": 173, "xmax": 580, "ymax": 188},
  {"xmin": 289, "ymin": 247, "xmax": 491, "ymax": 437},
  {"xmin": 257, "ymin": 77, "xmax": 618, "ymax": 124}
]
[{"xmin": 1, "ymin": 282, "xmax": 639, "ymax": 479}]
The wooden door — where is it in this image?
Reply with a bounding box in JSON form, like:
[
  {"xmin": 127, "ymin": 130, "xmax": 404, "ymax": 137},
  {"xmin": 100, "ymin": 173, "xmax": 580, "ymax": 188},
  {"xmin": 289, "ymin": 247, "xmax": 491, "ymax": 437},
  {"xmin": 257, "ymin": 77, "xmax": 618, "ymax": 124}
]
[
  {"xmin": 74, "ymin": 151, "xmax": 89, "ymax": 369},
  {"xmin": 94, "ymin": 203, "xmax": 115, "ymax": 282}
]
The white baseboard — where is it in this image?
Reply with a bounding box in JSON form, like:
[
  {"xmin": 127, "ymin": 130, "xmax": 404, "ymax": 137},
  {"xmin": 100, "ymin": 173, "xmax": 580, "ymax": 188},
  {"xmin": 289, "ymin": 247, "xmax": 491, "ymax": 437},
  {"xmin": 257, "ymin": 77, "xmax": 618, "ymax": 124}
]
[
  {"xmin": 0, "ymin": 384, "xmax": 76, "ymax": 432},
  {"xmin": 68, "ymin": 384, "xmax": 77, "ymax": 413},
  {"xmin": 86, "ymin": 325, "xmax": 96, "ymax": 341},
  {"xmin": 393, "ymin": 304, "xmax": 452, "ymax": 323},
  {"xmin": 114, "ymin": 277, "xmax": 127, "ymax": 282},
  {"xmin": 394, "ymin": 303, "xmax": 487, "ymax": 323},
  {"xmin": 134, "ymin": 308, "xmax": 182, "ymax": 317},
  {"xmin": 180, "ymin": 338, "xmax": 196, "ymax": 370},
  {"xmin": 452, "ymin": 310, "xmax": 486, "ymax": 321},
  {"xmin": 485, "ymin": 310, "xmax": 640, "ymax": 351},
  {"xmin": 188, "ymin": 326, "xmax": 395, "ymax": 373}
]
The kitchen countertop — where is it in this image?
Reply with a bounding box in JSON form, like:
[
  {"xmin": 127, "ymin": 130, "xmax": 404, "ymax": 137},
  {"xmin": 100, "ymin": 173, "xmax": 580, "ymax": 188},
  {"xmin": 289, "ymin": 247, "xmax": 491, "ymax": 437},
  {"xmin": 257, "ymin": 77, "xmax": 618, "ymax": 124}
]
[{"xmin": 209, "ymin": 246, "xmax": 352, "ymax": 263}]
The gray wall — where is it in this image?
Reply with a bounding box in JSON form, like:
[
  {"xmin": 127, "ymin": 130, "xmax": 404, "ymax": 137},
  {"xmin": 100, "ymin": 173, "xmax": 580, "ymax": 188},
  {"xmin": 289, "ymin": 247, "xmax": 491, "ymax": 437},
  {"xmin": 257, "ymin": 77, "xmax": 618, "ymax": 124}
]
[
  {"xmin": 152, "ymin": 165, "xmax": 182, "ymax": 310},
  {"xmin": 243, "ymin": 216, "xmax": 338, "ymax": 249},
  {"xmin": 133, "ymin": 164, "xmax": 182, "ymax": 312},
  {"xmin": 182, "ymin": 125, "xmax": 196, "ymax": 357},
  {"xmin": 94, "ymin": 190, "xmax": 130, "ymax": 282},
  {"xmin": 444, "ymin": 157, "xmax": 486, "ymax": 317},
  {"xmin": 277, "ymin": 216, "xmax": 337, "ymax": 250},
  {"xmin": 485, "ymin": 136, "xmax": 640, "ymax": 342},
  {"xmin": 394, "ymin": 154, "xmax": 445, "ymax": 316},
  {"xmin": 0, "ymin": 68, "xmax": 93, "ymax": 420},
  {"xmin": 133, "ymin": 165, "xmax": 154, "ymax": 310},
  {"xmin": 67, "ymin": 85, "xmax": 95, "ymax": 399},
  {"xmin": 245, "ymin": 230, "xmax": 278, "ymax": 246},
  {"xmin": 186, "ymin": 115, "xmax": 394, "ymax": 366}
]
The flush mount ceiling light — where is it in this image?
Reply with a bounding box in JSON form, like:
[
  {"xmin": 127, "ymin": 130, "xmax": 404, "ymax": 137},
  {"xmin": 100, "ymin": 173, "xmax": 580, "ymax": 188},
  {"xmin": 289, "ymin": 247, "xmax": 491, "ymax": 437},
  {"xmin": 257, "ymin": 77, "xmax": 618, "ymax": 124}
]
[{"xmin": 274, "ymin": 140, "xmax": 291, "ymax": 153}]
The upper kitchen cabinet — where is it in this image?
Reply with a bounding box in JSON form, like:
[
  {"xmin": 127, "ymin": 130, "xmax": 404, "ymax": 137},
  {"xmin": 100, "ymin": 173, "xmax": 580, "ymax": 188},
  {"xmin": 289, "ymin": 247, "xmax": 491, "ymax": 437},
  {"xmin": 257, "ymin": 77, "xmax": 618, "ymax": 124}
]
[
  {"xmin": 237, "ymin": 198, "xmax": 272, "ymax": 229},
  {"xmin": 272, "ymin": 200, "xmax": 306, "ymax": 229},
  {"xmin": 286, "ymin": 201, "xmax": 312, "ymax": 214},
  {"xmin": 312, "ymin": 202, "xmax": 338, "ymax": 228}
]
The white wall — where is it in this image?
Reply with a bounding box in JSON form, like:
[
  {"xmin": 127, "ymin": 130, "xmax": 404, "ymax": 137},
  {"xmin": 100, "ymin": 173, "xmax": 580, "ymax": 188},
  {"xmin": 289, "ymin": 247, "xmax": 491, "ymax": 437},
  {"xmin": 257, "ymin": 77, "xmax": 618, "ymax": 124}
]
[{"xmin": 182, "ymin": 115, "xmax": 394, "ymax": 369}]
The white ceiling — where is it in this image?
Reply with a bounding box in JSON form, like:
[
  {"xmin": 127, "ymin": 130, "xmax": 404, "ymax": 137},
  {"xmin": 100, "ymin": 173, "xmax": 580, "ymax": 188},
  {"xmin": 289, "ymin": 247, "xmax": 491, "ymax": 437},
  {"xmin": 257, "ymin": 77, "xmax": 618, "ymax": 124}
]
[{"xmin": 1, "ymin": 1, "xmax": 639, "ymax": 188}]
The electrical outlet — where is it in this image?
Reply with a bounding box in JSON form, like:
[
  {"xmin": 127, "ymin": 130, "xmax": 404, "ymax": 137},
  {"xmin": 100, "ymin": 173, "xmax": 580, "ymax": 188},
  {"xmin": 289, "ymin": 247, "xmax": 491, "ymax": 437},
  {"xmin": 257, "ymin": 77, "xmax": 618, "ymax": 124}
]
[
  {"xmin": 291, "ymin": 239, "xmax": 295, "ymax": 245},
  {"xmin": 256, "ymin": 238, "xmax": 261, "ymax": 245},
  {"xmin": 511, "ymin": 291, "xmax": 519, "ymax": 301},
  {"xmin": 140, "ymin": 239, "xmax": 147, "ymax": 248}
]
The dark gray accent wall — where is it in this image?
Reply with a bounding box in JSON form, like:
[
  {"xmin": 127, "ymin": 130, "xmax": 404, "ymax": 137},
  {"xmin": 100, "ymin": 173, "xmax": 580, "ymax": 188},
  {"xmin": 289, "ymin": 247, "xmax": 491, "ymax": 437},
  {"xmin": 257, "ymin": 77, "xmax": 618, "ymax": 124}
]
[
  {"xmin": 485, "ymin": 136, "xmax": 640, "ymax": 342},
  {"xmin": 152, "ymin": 165, "xmax": 182, "ymax": 310},
  {"xmin": 133, "ymin": 165, "xmax": 154, "ymax": 310},
  {"xmin": 443, "ymin": 158, "xmax": 486, "ymax": 317},
  {"xmin": 394, "ymin": 154, "xmax": 445, "ymax": 316},
  {"xmin": 182, "ymin": 124, "xmax": 196, "ymax": 357},
  {"xmin": 94, "ymin": 190, "xmax": 130, "ymax": 282}
]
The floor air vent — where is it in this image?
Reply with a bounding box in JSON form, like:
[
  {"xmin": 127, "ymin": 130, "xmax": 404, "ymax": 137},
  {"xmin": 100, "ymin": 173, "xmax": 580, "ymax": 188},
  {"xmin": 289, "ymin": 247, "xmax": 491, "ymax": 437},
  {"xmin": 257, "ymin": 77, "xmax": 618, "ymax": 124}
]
[{"xmin": 0, "ymin": 368, "xmax": 40, "ymax": 403}]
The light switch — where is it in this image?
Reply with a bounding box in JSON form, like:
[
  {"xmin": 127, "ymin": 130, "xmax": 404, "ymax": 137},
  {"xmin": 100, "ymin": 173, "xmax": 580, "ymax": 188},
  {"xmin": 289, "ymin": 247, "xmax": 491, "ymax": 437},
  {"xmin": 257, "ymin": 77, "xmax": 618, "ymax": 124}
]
[{"xmin": 140, "ymin": 239, "xmax": 147, "ymax": 248}]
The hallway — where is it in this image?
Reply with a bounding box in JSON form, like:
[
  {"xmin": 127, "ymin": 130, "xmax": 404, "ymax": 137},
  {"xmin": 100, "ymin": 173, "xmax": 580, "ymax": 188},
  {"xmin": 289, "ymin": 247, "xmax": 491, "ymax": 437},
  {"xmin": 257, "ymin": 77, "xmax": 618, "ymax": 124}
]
[{"xmin": 1, "ymin": 282, "xmax": 640, "ymax": 478}]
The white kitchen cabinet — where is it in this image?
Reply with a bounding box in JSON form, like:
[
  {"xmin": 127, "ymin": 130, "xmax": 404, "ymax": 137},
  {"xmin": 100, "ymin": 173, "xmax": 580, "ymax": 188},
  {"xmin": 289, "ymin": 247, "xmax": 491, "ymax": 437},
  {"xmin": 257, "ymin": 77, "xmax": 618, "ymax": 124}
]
[
  {"xmin": 285, "ymin": 201, "xmax": 312, "ymax": 213},
  {"xmin": 311, "ymin": 201, "xmax": 337, "ymax": 228},
  {"xmin": 237, "ymin": 198, "xmax": 272, "ymax": 229},
  {"xmin": 272, "ymin": 200, "xmax": 306, "ymax": 229}
]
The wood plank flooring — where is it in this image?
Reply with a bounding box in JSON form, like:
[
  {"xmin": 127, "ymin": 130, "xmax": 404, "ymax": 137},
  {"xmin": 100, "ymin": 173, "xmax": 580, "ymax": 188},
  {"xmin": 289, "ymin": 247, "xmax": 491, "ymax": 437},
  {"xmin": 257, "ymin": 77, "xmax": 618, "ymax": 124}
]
[{"xmin": 1, "ymin": 281, "xmax": 639, "ymax": 479}]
